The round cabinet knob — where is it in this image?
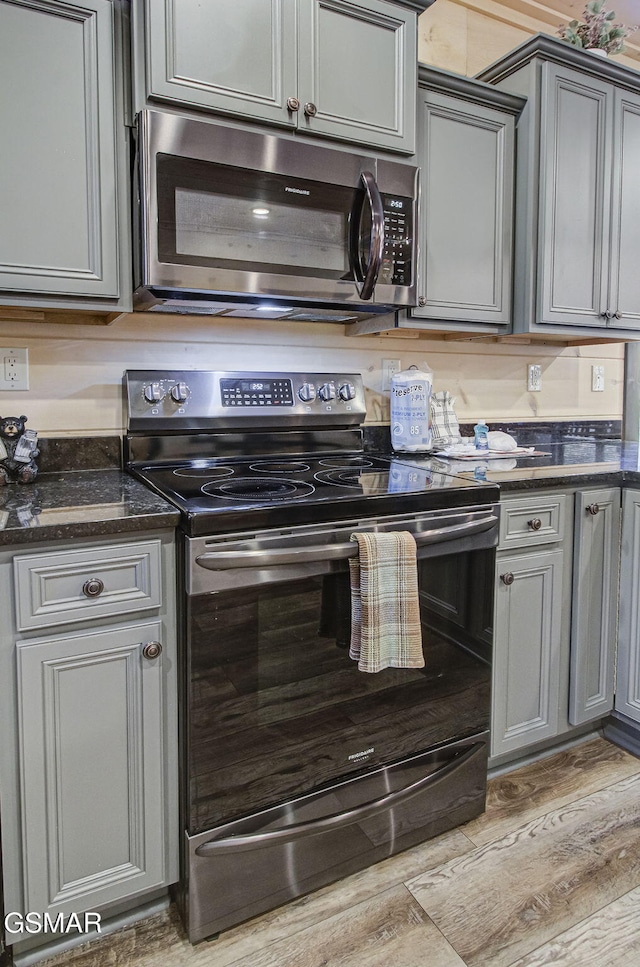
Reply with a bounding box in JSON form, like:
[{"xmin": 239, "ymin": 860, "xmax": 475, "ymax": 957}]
[
  {"xmin": 318, "ymin": 382, "xmax": 336, "ymax": 402},
  {"xmin": 614, "ymin": 311, "xmax": 622, "ymax": 320},
  {"xmin": 142, "ymin": 641, "xmax": 163, "ymax": 661},
  {"xmin": 304, "ymin": 102, "xmax": 318, "ymax": 117},
  {"xmin": 587, "ymin": 503, "xmax": 600, "ymax": 516},
  {"xmin": 170, "ymin": 381, "xmax": 189, "ymax": 403},
  {"xmin": 528, "ymin": 518, "xmax": 543, "ymax": 531},
  {"xmin": 339, "ymin": 382, "xmax": 356, "ymax": 402},
  {"xmin": 143, "ymin": 382, "xmax": 164, "ymax": 403},
  {"xmin": 287, "ymin": 96, "xmax": 300, "ymax": 112},
  {"xmin": 82, "ymin": 578, "xmax": 104, "ymax": 598},
  {"xmin": 501, "ymin": 572, "xmax": 515, "ymax": 586},
  {"xmin": 298, "ymin": 383, "xmax": 316, "ymax": 403}
]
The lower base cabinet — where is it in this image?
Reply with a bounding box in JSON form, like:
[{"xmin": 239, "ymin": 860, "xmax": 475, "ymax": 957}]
[
  {"xmin": 614, "ymin": 490, "xmax": 640, "ymax": 727},
  {"xmin": 0, "ymin": 532, "xmax": 178, "ymax": 958},
  {"xmin": 493, "ymin": 546, "xmax": 564, "ymax": 756},
  {"xmin": 491, "ymin": 488, "xmax": 620, "ymax": 765},
  {"xmin": 17, "ymin": 621, "xmax": 168, "ymax": 919}
]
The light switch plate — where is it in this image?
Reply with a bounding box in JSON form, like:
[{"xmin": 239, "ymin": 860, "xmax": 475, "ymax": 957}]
[
  {"xmin": 592, "ymin": 365, "xmax": 605, "ymax": 392},
  {"xmin": 527, "ymin": 364, "xmax": 542, "ymax": 392}
]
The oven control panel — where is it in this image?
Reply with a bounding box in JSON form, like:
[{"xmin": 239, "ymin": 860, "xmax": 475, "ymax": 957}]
[{"xmin": 125, "ymin": 371, "xmax": 367, "ymax": 430}]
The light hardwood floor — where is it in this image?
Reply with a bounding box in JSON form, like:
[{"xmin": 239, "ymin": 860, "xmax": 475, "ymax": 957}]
[{"xmin": 37, "ymin": 736, "xmax": 640, "ymax": 967}]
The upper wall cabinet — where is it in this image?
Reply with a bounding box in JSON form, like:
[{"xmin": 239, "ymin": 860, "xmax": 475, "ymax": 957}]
[
  {"xmin": 478, "ymin": 34, "xmax": 640, "ymax": 340},
  {"xmin": 408, "ymin": 69, "xmax": 524, "ymax": 334},
  {"xmin": 135, "ymin": 0, "xmax": 428, "ymax": 154},
  {"xmin": 0, "ymin": 0, "xmax": 131, "ymax": 315},
  {"xmin": 351, "ymin": 67, "xmax": 525, "ymax": 337}
]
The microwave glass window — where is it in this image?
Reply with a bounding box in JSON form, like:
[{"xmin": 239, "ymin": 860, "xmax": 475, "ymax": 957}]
[
  {"xmin": 175, "ymin": 188, "xmax": 350, "ymax": 275},
  {"xmin": 157, "ymin": 154, "xmax": 360, "ymax": 281}
]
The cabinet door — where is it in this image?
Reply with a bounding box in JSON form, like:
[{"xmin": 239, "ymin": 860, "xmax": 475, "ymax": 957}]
[
  {"xmin": 16, "ymin": 621, "xmax": 168, "ymax": 918},
  {"xmin": 609, "ymin": 88, "xmax": 640, "ymax": 329},
  {"xmin": 569, "ymin": 488, "xmax": 620, "ymax": 726},
  {"xmin": 0, "ymin": 0, "xmax": 120, "ymax": 298},
  {"xmin": 492, "ymin": 548, "xmax": 564, "ymax": 758},
  {"xmin": 409, "ymin": 91, "xmax": 514, "ymax": 329},
  {"xmin": 538, "ymin": 65, "xmax": 613, "ymax": 328},
  {"xmin": 145, "ymin": 0, "xmax": 298, "ymax": 126},
  {"xmin": 616, "ymin": 489, "xmax": 640, "ymax": 723},
  {"xmin": 297, "ymin": 0, "xmax": 416, "ymax": 153}
]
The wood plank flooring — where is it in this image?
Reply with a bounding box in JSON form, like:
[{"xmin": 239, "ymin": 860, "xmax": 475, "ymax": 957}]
[{"xmin": 36, "ymin": 736, "xmax": 640, "ymax": 967}]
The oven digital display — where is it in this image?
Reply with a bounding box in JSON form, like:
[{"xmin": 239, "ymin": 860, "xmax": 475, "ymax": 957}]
[{"xmin": 220, "ymin": 378, "xmax": 294, "ymax": 407}]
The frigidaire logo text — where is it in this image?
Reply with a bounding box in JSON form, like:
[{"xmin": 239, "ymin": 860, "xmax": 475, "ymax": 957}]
[
  {"xmin": 348, "ymin": 747, "xmax": 374, "ymax": 761},
  {"xmin": 285, "ymin": 186, "xmax": 310, "ymax": 195}
]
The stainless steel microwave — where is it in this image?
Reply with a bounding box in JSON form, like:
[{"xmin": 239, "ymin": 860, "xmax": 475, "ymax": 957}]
[{"xmin": 133, "ymin": 111, "xmax": 418, "ymax": 323}]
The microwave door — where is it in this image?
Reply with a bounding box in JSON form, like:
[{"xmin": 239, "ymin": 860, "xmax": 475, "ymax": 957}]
[{"xmin": 350, "ymin": 171, "xmax": 385, "ymax": 301}]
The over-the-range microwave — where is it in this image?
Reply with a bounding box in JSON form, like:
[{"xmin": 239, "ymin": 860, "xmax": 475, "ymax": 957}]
[{"xmin": 133, "ymin": 110, "xmax": 418, "ymax": 323}]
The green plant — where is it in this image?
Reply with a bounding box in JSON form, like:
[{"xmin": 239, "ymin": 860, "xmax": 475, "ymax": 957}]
[{"xmin": 557, "ymin": 0, "xmax": 637, "ymax": 55}]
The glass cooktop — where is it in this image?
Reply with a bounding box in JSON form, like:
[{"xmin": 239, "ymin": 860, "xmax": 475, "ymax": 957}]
[{"xmin": 131, "ymin": 452, "xmax": 499, "ymax": 535}]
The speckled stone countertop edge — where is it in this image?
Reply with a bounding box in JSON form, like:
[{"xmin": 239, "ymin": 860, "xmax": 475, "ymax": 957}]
[{"xmin": 0, "ymin": 469, "xmax": 180, "ymax": 547}]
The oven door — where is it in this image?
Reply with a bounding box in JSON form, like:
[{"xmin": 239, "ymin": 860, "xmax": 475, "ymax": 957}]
[
  {"xmin": 185, "ymin": 505, "xmax": 498, "ymax": 836},
  {"xmin": 135, "ymin": 110, "xmax": 416, "ymax": 312}
]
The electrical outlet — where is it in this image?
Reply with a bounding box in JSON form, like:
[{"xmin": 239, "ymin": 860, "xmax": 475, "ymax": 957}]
[
  {"xmin": 527, "ymin": 364, "xmax": 542, "ymax": 392},
  {"xmin": 382, "ymin": 358, "xmax": 401, "ymax": 391},
  {"xmin": 592, "ymin": 365, "xmax": 605, "ymax": 392},
  {"xmin": 0, "ymin": 348, "xmax": 29, "ymax": 391}
]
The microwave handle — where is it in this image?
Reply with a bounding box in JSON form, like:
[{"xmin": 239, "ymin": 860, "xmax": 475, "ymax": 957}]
[{"xmin": 355, "ymin": 171, "xmax": 385, "ymax": 301}]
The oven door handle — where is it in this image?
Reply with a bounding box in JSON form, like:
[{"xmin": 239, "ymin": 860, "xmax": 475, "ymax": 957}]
[
  {"xmin": 195, "ymin": 514, "xmax": 499, "ymax": 570},
  {"xmin": 194, "ymin": 742, "xmax": 482, "ymax": 856}
]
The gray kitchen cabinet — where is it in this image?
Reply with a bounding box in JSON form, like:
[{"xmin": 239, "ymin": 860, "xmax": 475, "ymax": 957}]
[
  {"xmin": 611, "ymin": 490, "xmax": 640, "ymax": 734},
  {"xmin": 0, "ymin": 532, "xmax": 177, "ymax": 959},
  {"xmin": 0, "ymin": 0, "xmax": 131, "ymax": 315},
  {"xmin": 492, "ymin": 486, "xmax": 622, "ymax": 767},
  {"xmin": 134, "ymin": 0, "xmax": 424, "ymax": 153},
  {"xmin": 478, "ymin": 34, "xmax": 640, "ymax": 339},
  {"xmin": 17, "ymin": 621, "xmax": 167, "ymax": 919},
  {"xmin": 569, "ymin": 488, "xmax": 620, "ymax": 726},
  {"xmin": 491, "ymin": 494, "xmax": 568, "ymax": 759},
  {"xmin": 407, "ymin": 69, "xmax": 524, "ymax": 333}
]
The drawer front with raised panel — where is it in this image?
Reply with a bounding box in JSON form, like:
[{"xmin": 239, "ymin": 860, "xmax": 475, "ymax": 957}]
[
  {"xmin": 14, "ymin": 540, "xmax": 162, "ymax": 631},
  {"xmin": 499, "ymin": 495, "xmax": 566, "ymax": 550}
]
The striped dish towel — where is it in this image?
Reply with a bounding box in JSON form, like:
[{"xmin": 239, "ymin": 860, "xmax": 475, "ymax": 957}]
[{"xmin": 349, "ymin": 531, "xmax": 425, "ymax": 673}]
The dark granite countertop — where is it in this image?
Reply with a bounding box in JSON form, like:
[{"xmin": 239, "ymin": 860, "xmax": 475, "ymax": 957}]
[
  {"xmin": 2, "ymin": 427, "xmax": 639, "ymax": 546},
  {"xmin": 0, "ymin": 470, "xmax": 180, "ymax": 546},
  {"xmin": 399, "ymin": 440, "xmax": 640, "ymax": 494}
]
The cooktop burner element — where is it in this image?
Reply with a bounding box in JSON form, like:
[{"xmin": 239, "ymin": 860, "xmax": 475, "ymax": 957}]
[
  {"xmin": 124, "ymin": 370, "xmax": 500, "ymax": 535},
  {"xmin": 173, "ymin": 466, "xmax": 234, "ymax": 479},
  {"xmin": 249, "ymin": 461, "xmax": 311, "ymax": 473},
  {"xmin": 318, "ymin": 456, "xmax": 374, "ymax": 468},
  {"xmin": 203, "ymin": 477, "xmax": 316, "ymax": 501}
]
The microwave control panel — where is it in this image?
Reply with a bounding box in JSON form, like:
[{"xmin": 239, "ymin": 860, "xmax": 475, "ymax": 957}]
[{"xmin": 379, "ymin": 193, "xmax": 413, "ymax": 287}]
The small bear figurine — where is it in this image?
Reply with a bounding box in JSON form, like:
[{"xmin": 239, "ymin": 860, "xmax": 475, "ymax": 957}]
[{"xmin": 0, "ymin": 415, "xmax": 40, "ymax": 485}]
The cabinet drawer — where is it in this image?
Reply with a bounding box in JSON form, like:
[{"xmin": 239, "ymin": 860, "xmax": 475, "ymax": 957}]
[
  {"xmin": 499, "ymin": 495, "xmax": 566, "ymax": 549},
  {"xmin": 14, "ymin": 540, "xmax": 162, "ymax": 631}
]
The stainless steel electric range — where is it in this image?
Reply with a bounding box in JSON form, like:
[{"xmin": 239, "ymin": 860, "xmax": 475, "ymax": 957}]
[{"xmin": 124, "ymin": 370, "xmax": 500, "ymax": 944}]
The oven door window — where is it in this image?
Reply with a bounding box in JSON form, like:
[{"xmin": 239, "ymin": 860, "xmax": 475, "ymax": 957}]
[
  {"xmin": 187, "ymin": 548, "xmax": 493, "ymax": 835},
  {"xmin": 156, "ymin": 154, "xmax": 360, "ymax": 280}
]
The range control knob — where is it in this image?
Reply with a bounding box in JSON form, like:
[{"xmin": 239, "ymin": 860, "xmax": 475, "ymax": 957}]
[
  {"xmin": 298, "ymin": 383, "xmax": 316, "ymax": 403},
  {"xmin": 170, "ymin": 381, "xmax": 189, "ymax": 403},
  {"xmin": 143, "ymin": 382, "xmax": 164, "ymax": 403},
  {"xmin": 338, "ymin": 382, "xmax": 356, "ymax": 402},
  {"xmin": 318, "ymin": 382, "xmax": 336, "ymax": 402}
]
